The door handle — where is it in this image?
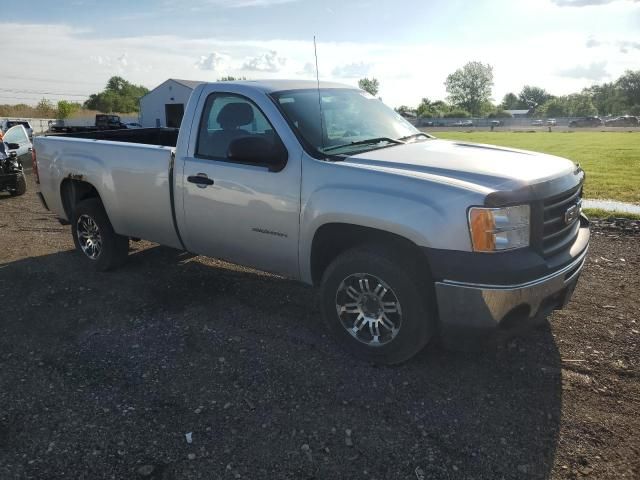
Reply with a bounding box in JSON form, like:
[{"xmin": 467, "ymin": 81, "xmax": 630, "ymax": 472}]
[{"xmin": 187, "ymin": 173, "xmax": 214, "ymax": 188}]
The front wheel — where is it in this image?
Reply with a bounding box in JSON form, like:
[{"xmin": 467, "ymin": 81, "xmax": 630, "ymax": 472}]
[
  {"xmin": 9, "ymin": 173, "xmax": 26, "ymax": 196},
  {"xmin": 320, "ymin": 245, "xmax": 436, "ymax": 365},
  {"xmin": 71, "ymin": 198, "xmax": 129, "ymax": 271}
]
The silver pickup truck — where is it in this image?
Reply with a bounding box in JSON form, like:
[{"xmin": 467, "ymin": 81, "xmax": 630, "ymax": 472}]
[{"xmin": 33, "ymin": 80, "xmax": 589, "ymax": 364}]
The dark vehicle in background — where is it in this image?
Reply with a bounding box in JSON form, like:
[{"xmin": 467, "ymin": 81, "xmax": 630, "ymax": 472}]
[
  {"xmin": 0, "ymin": 125, "xmax": 31, "ymax": 196},
  {"xmin": 48, "ymin": 114, "xmax": 127, "ymax": 133},
  {"xmin": 568, "ymin": 116, "xmax": 603, "ymax": 128},
  {"xmin": 490, "ymin": 120, "xmax": 502, "ymax": 127},
  {"xmin": 605, "ymin": 115, "xmax": 639, "ymax": 127},
  {"xmin": 2, "ymin": 120, "xmax": 34, "ymax": 140}
]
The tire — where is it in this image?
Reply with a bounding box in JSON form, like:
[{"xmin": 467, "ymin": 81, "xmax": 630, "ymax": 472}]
[
  {"xmin": 9, "ymin": 174, "xmax": 26, "ymax": 196},
  {"xmin": 320, "ymin": 244, "xmax": 436, "ymax": 365},
  {"xmin": 71, "ymin": 198, "xmax": 129, "ymax": 271}
]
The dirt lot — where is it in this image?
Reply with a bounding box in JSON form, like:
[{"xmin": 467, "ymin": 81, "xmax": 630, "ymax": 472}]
[{"xmin": 1, "ymin": 175, "xmax": 638, "ymax": 480}]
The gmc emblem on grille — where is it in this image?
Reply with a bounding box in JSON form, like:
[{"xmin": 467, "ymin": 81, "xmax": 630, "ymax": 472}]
[{"xmin": 564, "ymin": 204, "xmax": 579, "ymax": 225}]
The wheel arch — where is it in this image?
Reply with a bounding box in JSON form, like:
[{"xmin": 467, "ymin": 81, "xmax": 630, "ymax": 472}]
[
  {"xmin": 60, "ymin": 178, "xmax": 102, "ymax": 222},
  {"xmin": 308, "ymin": 223, "xmax": 432, "ymax": 287}
]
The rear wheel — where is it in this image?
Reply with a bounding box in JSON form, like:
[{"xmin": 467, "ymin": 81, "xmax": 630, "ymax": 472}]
[
  {"xmin": 71, "ymin": 198, "xmax": 129, "ymax": 271},
  {"xmin": 320, "ymin": 244, "xmax": 435, "ymax": 365}
]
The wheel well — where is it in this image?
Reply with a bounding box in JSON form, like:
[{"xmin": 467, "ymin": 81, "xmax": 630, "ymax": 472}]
[
  {"xmin": 310, "ymin": 223, "xmax": 430, "ymax": 286},
  {"xmin": 60, "ymin": 179, "xmax": 101, "ymax": 220}
]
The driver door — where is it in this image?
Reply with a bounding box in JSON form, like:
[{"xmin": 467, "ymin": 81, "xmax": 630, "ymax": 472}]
[{"xmin": 179, "ymin": 92, "xmax": 302, "ymax": 278}]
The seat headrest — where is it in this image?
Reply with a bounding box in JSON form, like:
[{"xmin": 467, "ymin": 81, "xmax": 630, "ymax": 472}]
[{"xmin": 217, "ymin": 102, "xmax": 254, "ymax": 129}]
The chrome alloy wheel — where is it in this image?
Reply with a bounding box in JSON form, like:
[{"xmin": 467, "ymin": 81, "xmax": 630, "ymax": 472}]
[
  {"xmin": 335, "ymin": 273, "xmax": 402, "ymax": 346},
  {"xmin": 76, "ymin": 214, "xmax": 102, "ymax": 260}
]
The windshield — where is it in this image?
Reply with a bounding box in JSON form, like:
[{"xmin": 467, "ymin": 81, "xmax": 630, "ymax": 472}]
[{"xmin": 271, "ymin": 88, "xmax": 420, "ymax": 155}]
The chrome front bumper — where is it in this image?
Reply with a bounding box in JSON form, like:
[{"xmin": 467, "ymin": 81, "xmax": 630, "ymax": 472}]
[{"xmin": 435, "ymin": 247, "xmax": 588, "ymax": 333}]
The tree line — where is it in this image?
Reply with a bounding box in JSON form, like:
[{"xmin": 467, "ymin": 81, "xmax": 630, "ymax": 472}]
[
  {"xmin": 0, "ymin": 76, "xmax": 149, "ymax": 119},
  {"xmin": 376, "ymin": 63, "xmax": 640, "ymax": 119}
]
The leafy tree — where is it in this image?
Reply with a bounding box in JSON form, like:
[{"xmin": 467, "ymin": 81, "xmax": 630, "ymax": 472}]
[
  {"xmin": 34, "ymin": 98, "xmax": 57, "ymax": 117},
  {"xmin": 443, "ymin": 109, "xmax": 471, "ymax": 118},
  {"xmin": 537, "ymin": 98, "xmax": 568, "ymax": 118},
  {"xmin": 566, "ymin": 93, "xmax": 597, "ymax": 117},
  {"xmin": 537, "ymin": 94, "xmax": 597, "ymax": 117},
  {"xmin": 395, "ymin": 105, "xmax": 412, "ymax": 115},
  {"xmin": 488, "ymin": 109, "xmax": 513, "ymax": 119},
  {"xmin": 616, "ymin": 70, "xmax": 640, "ymax": 109},
  {"xmin": 57, "ymin": 100, "xmax": 82, "ymax": 119},
  {"xmin": 500, "ymin": 93, "xmax": 524, "ymax": 110},
  {"xmin": 518, "ymin": 86, "xmax": 552, "ymax": 111},
  {"xmin": 583, "ymin": 83, "xmax": 625, "ymax": 116},
  {"xmin": 444, "ymin": 61, "xmax": 494, "ymax": 116},
  {"xmin": 358, "ymin": 77, "xmax": 380, "ymax": 97},
  {"xmin": 84, "ymin": 76, "xmax": 149, "ymax": 113}
]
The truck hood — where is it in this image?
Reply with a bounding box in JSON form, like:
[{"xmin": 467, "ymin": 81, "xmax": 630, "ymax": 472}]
[{"xmin": 343, "ymin": 139, "xmax": 577, "ymax": 193}]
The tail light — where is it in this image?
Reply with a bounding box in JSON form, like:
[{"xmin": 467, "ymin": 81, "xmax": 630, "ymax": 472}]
[{"xmin": 31, "ymin": 148, "xmax": 40, "ymax": 184}]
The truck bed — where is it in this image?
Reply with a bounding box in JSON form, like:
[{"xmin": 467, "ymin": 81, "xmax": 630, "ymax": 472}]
[
  {"xmin": 35, "ymin": 130, "xmax": 182, "ymax": 249},
  {"xmin": 46, "ymin": 128, "xmax": 180, "ymax": 147}
]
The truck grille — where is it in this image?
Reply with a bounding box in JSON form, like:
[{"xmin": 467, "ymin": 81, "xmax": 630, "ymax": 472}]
[{"xmin": 541, "ymin": 184, "xmax": 582, "ymax": 258}]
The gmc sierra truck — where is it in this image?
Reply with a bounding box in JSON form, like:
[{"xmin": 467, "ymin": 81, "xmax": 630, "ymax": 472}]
[{"xmin": 33, "ymin": 80, "xmax": 589, "ymax": 364}]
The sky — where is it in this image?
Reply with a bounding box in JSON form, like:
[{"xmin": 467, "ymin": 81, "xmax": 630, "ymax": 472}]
[{"xmin": 1, "ymin": 0, "xmax": 639, "ymax": 108}]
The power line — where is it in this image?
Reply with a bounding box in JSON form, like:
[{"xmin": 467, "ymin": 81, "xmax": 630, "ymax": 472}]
[
  {"xmin": 3, "ymin": 75, "xmax": 104, "ymax": 87},
  {"xmin": 0, "ymin": 88, "xmax": 90, "ymax": 98}
]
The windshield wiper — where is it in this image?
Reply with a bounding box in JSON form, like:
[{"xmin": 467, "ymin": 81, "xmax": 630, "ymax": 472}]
[
  {"xmin": 321, "ymin": 137, "xmax": 404, "ymax": 153},
  {"xmin": 398, "ymin": 133, "xmax": 431, "ymax": 142}
]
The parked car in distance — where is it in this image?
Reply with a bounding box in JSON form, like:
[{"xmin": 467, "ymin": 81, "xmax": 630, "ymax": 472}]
[
  {"xmin": 490, "ymin": 120, "xmax": 502, "ymax": 127},
  {"xmin": 531, "ymin": 119, "xmax": 543, "ymax": 126},
  {"xmin": 34, "ymin": 80, "xmax": 589, "ymax": 364},
  {"xmin": 2, "ymin": 120, "xmax": 34, "ymax": 140},
  {"xmin": 0, "ymin": 124, "xmax": 31, "ymax": 196},
  {"xmin": 124, "ymin": 122, "xmax": 143, "ymax": 129},
  {"xmin": 546, "ymin": 119, "xmax": 557, "ymax": 126},
  {"xmin": 568, "ymin": 116, "xmax": 603, "ymax": 128},
  {"xmin": 604, "ymin": 115, "xmax": 639, "ymax": 127},
  {"xmin": 451, "ymin": 120, "xmax": 473, "ymax": 127}
]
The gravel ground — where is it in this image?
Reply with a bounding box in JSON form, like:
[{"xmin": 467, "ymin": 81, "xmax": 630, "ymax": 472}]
[{"xmin": 1, "ymin": 175, "xmax": 638, "ymax": 480}]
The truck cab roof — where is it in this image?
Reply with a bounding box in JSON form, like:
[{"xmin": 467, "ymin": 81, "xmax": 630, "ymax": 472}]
[{"xmin": 197, "ymin": 79, "xmax": 355, "ymax": 94}]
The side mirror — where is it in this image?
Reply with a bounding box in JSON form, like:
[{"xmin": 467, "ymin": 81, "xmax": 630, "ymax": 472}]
[
  {"xmin": 227, "ymin": 136, "xmax": 287, "ymax": 172},
  {"xmin": 9, "ymin": 151, "xmax": 17, "ymax": 158},
  {"xmin": 6, "ymin": 142, "xmax": 20, "ymax": 150}
]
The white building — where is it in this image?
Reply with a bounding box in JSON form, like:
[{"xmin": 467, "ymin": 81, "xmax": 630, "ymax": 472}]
[{"xmin": 139, "ymin": 79, "xmax": 204, "ymax": 128}]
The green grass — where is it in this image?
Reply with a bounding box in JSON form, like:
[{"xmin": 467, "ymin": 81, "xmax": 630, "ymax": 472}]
[
  {"xmin": 583, "ymin": 208, "xmax": 640, "ymax": 220},
  {"xmin": 433, "ymin": 131, "xmax": 640, "ymax": 204}
]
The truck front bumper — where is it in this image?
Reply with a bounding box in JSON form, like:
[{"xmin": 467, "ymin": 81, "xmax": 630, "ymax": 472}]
[{"xmin": 435, "ymin": 246, "xmax": 587, "ymax": 335}]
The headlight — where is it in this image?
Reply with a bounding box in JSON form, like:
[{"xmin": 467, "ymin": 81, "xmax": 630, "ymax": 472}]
[{"xmin": 468, "ymin": 205, "xmax": 530, "ymax": 252}]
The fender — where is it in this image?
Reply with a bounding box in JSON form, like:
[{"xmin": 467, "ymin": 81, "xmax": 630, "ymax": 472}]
[{"xmin": 299, "ymin": 177, "xmax": 480, "ymax": 284}]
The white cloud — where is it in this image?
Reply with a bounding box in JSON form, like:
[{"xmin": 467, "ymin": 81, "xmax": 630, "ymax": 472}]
[
  {"xmin": 617, "ymin": 40, "xmax": 640, "ymax": 53},
  {"xmin": 0, "ymin": 22, "xmax": 637, "ymax": 108},
  {"xmin": 551, "ymin": 0, "xmax": 638, "ymax": 6},
  {"xmin": 297, "ymin": 62, "xmax": 317, "ymax": 77},
  {"xmin": 586, "ymin": 36, "xmax": 602, "ymax": 47},
  {"xmin": 195, "ymin": 52, "xmax": 229, "ymax": 72},
  {"xmin": 170, "ymin": 0, "xmax": 298, "ymax": 8},
  {"xmin": 332, "ymin": 62, "xmax": 372, "ymax": 78},
  {"xmin": 558, "ymin": 61, "xmax": 609, "ymax": 80},
  {"xmin": 242, "ymin": 50, "xmax": 286, "ymax": 72}
]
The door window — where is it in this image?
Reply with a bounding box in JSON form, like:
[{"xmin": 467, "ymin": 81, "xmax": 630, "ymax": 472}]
[
  {"xmin": 3, "ymin": 126, "xmax": 29, "ymax": 145},
  {"xmin": 196, "ymin": 94, "xmax": 279, "ymax": 163}
]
